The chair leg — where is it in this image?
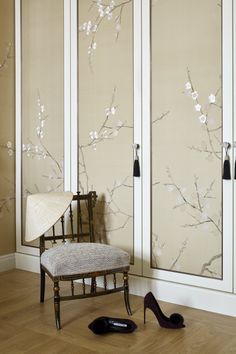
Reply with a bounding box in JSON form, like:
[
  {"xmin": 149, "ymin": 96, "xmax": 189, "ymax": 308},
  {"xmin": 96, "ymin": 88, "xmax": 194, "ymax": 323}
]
[
  {"xmin": 53, "ymin": 281, "xmax": 61, "ymax": 330},
  {"xmin": 123, "ymin": 272, "xmax": 132, "ymax": 315},
  {"xmin": 40, "ymin": 267, "xmax": 45, "ymax": 303},
  {"xmin": 91, "ymin": 277, "xmax": 97, "ymax": 294}
]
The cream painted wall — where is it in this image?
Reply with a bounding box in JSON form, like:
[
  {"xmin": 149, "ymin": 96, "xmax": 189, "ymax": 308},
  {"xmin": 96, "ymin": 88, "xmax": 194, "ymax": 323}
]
[{"xmin": 0, "ymin": 0, "xmax": 15, "ymax": 256}]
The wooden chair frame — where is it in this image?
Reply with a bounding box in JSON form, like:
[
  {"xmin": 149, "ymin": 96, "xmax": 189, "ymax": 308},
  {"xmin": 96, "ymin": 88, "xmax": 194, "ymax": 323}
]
[{"xmin": 39, "ymin": 191, "xmax": 132, "ymax": 329}]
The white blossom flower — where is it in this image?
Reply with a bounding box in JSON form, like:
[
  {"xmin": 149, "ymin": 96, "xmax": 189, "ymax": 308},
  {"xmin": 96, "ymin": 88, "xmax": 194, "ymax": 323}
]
[
  {"xmin": 110, "ymin": 106, "xmax": 116, "ymax": 115},
  {"xmin": 180, "ymin": 186, "xmax": 187, "ymax": 194},
  {"xmin": 115, "ymin": 23, "xmax": 121, "ymax": 33},
  {"xmin": 102, "ymin": 130, "xmax": 108, "ymax": 138},
  {"xmin": 166, "ymin": 185, "xmax": 174, "ymax": 192},
  {"xmin": 8, "ymin": 149, "xmax": 13, "ymax": 156},
  {"xmin": 185, "ymin": 82, "xmax": 191, "ymax": 90},
  {"xmin": 22, "ymin": 144, "xmax": 26, "ymax": 151},
  {"xmin": 92, "ymin": 42, "xmax": 97, "ymax": 50},
  {"xmin": 198, "ymin": 114, "xmax": 207, "ymax": 124},
  {"xmin": 105, "ymin": 6, "xmax": 111, "ymax": 14},
  {"xmin": 194, "ymin": 104, "xmax": 201, "ymax": 112},
  {"xmin": 99, "ymin": 9, "xmax": 105, "ymax": 17},
  {"xmin": 89, "ymin": 131, "xmax": 98, "ymax": 140},
  {"xmin": 6, "ymin": 141, "xmax": 12, "ymax": 148},
  {"xmin": 191, "ymin": 91, "xmax": 198, "ymax": 100},
  {"xmin": 116, "ymin": 120, "xmax": 123, "ymax": 127},
  {"xmin": 208, "ymin": 93, "xmax": 216, "ymax": 103},
  {"xmin": 40, "ymin": 105, "xmax": 45, "ymax": 113},
  {"xmin": 105, "ymin": 108, "xmax": 110, "ymax": 116},
  {"xmin": 112, "ymin": 129, "xmax": 119, "ymax": 137},
  {"xmin": 92, "ymin": 143, "xmax": 97, "ymax": 150},
  {"xmin": 92, "ymin": 25, "xmax": 98, "ymax": 33}
]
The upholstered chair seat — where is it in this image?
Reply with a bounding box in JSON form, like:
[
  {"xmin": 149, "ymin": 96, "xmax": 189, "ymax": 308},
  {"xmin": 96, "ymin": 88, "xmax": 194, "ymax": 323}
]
[{"xmin": 41, "ymin": 243, "xmax": 130, "ymax": 277}]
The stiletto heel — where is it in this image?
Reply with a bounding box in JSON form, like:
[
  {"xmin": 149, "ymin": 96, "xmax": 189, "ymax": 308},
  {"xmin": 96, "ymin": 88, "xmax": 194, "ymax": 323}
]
[{"xmin": 144, "ymin": 292, "xmax": 185, "ymax": 329}]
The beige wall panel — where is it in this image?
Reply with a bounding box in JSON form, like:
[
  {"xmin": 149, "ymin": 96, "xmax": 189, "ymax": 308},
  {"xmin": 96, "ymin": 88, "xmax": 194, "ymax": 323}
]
[
  {"xmin": 78, "ymin": 0, "xmax": 134, "ymax": 258},
  {"xmin": 0, "ymin": 0, "xmax": 15, "ymax": 255},
  {"xmin": 151, "ymin": 0, "xmax": 222, "ymax": 278},
  {"xmin": 21, "ymin": 0, "xmax": 64, "ymax": 246}
]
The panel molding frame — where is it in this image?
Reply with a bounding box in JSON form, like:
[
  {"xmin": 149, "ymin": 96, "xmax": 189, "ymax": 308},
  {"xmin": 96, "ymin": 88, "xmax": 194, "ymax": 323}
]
[
  {"xmin": 15, "ymin": 0, "xmax": 73, "ymax": 256},
  {"xmin": 142, "ymin": 0, "xmax": 234, "ymax": 292}
]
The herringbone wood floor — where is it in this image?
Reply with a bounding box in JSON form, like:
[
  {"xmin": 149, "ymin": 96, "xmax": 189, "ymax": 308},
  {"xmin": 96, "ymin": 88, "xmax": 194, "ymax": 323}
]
[{"xmin": 1, "ymin": 269, "xmax": 236, "ymax": 354}]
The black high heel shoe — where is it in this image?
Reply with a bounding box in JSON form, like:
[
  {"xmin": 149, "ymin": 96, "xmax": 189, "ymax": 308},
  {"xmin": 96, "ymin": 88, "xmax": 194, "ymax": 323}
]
[
  {"xmin": 144, "ymin": 292, "xmax": 185, "ymax": 329},
  {"xmin": 88, "ymin": 316, "xmax": 137, "ymax": 335}
]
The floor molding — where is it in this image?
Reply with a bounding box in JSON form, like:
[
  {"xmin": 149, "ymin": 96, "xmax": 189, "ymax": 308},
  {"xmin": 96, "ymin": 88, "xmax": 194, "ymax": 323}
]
[
  {"xmin": 0, "ymin": 253, "xmax": 15, "ymax": 272},
  {"xmin": 15, "ymin": 252, "xmax": 236, "ymax": 317}
]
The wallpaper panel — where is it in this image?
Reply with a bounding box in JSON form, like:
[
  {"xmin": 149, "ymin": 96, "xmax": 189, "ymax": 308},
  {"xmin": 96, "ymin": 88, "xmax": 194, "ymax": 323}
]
[
  {"xmin": 21, "ymin": 0, "xmax": 64, "ymax": 246},
  {"xmin": 0, "ymin": 0, "xmax": 15, "ymax": 255},
  {"xmin": 151, "ymin": 0, "xmax": 222, "ymax": 278},
  {"xmin": 78, "ymin": 0, "xmax": 134, "ymax": 259}
]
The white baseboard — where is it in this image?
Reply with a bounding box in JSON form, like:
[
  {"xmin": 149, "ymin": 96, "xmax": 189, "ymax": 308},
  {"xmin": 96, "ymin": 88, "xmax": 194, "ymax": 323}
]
[
  {"xmin": 0, "ymin": 253, "xmax": 15, "ymax": 272},
  {"xmin": 15, "ymin": 252, "xmax": 40, "ymax": 273},
  {"xmin": 15, "ymin": 252, "xmax": 236, "ymax": 317}
]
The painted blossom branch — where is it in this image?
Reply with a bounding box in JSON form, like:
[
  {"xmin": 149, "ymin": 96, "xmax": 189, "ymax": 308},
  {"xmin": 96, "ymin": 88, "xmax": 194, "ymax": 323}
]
[
  {"xmin": 2, "ymin": 92, "xmax": 64, "ymax": 194},
  {"xmin": 200, "ymin": 253, "xmax": 221, "ymax": 276},
  {"xmin": 0, "ymin": 177, "xmax": 15, "ymax": 217},
  {"xmin": 78, "ymin": 88, "xmax": 134, "ymax": 240},
  {"xmin": 165, "ymin": 168, "xmax": 221, "ymax": 234},
  {"xmin": 152, "ymin": 232, "xmax": 166, "ymax": 268},
  {"xmin": 152, "ymin": 111, "xmax": 170, "ymax": 187},
  {"xmin": 79, "ymin": 0, "xmax": 132, "ymax": 69},
  {"xmin": 0, "ymin": 42, "xmax": 12, "ymax": 72},
  {"xmin": 185, "ymin": 68, "xmax": 221, "ymax": 161},
  {"xmin": 152, "ymin": 111, "xmax": 170, "ymax": 125},
  {"xmin": 170, "ymin": 238, "xmax": 188, "ymax": 271},
  {"xmin": 0, "ymin": 196, "xmax": 15, "ymax": 218},
  {"xmin": 81, "ymin": 87, "xmax": 130, "ymax": 152}
]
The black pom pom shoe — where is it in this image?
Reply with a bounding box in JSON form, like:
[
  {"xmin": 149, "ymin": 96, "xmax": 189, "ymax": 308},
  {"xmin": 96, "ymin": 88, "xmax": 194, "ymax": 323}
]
[
  {"xmin": 144, "ymin": 292, "xmax": 185, "ymax": 329},
  {"xmin": 88, "ymin": 316, "xmax": 137, "ymax": 335}
]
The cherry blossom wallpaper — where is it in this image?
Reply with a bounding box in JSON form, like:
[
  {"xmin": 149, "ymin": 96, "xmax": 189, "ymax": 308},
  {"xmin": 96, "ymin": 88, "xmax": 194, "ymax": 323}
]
[
  {"xmin": 0, "ymin": 0, "xmax": 15, "ymax": 255},
  {"xmin": 21, "ymin": 0, "xmax": 64, "ymax": 245},
  {"xmin": 78, "ymin": 0, "xmax": 134, "ymax": 260},
  {"xmin": 151, "ymin": 0, "xmax": 222, "ymax": 278}
]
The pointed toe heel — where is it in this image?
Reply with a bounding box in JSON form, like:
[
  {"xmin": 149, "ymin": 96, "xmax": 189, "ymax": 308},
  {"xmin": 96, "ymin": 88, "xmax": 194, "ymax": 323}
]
[{"xmin": 144, "ymin": 292, "xmax": 185, "ymax": 329}]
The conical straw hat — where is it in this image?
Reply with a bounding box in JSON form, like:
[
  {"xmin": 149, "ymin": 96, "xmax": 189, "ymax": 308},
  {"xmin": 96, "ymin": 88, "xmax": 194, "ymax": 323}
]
[{"xmin": 25, "ymin": 191, "xmax": 73, "ymax": 242}]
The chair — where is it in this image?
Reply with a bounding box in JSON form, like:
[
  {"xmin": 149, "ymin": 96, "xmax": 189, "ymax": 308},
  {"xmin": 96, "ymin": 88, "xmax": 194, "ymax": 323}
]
[{"xmin": 39, "ymin": 191, "xmax": 132, "ymax": 329}]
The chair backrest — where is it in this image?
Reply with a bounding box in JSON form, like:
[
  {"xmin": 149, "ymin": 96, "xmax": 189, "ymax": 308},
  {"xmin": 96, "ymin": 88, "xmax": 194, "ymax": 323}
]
[{"xmin": 40, "ymin": 191, "xmax": 97, "ymax": 255}]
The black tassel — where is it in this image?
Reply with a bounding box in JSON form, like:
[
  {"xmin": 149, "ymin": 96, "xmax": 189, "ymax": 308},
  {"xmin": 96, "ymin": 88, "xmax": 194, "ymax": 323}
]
[
  {"xmin": 234, "ymin": 158, "xmax": 236, "ymax": 179},
  {"xmin": 223, "ymin": 156, "xmax": 231, "ymax": 180},
  {"xmin": 133, "ymin": 158, "xmax": 140, "ymax": 177}
]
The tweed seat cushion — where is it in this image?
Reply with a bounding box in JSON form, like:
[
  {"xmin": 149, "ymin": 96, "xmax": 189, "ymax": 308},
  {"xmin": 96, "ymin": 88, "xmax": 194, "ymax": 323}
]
[{"xmin": 41, "ymin": 243, "xmax": 130, "ymax": 277}]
